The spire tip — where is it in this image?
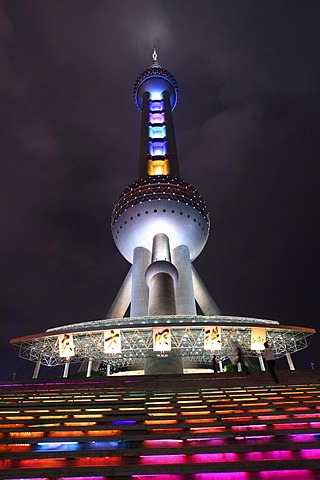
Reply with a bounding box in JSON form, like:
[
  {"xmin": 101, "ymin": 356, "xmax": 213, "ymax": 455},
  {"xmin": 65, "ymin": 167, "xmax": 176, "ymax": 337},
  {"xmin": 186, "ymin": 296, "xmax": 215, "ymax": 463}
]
[{"xmin": 152, "ymin": 46, "xmax": 158, "ymax": 65}]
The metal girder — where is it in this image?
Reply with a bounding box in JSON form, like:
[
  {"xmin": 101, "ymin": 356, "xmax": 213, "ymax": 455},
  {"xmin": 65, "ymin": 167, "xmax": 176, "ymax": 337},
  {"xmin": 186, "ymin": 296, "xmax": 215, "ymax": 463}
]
[{"xmin": 10, "ymin": 317, "xmax": 315, "ymax": 370}]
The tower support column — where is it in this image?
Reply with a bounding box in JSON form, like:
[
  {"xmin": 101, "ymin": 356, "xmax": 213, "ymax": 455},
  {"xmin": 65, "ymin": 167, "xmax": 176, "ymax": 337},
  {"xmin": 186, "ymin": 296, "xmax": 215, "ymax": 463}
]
[
  {"xmin": 63, "ymin": 359, "xmax": 70, "ymax": 378},
  {"xmin": 32, "ymin": 359, "xmax": 41, "ymax": 379},
  {"xmin": 130, "ymin": 247, "xmax": 151, "ymax": 317},
  {"xmin": 138, "ymin": 91, "xmax": 150, "ymax": 178},
  {"xmin": 192, "ymin": 266, "xmax": 220, "ymax": 315},
  {"xmin": 163, "ymin": 90, "xmax": 179, "ymax": 177},
  {"xmin": 172, "ymin": 245, "xmax": 196, "ymax": 315},
  {"xmin": 286, "ymin": 352, "xmax": 295, "ymax": 370},
  {"xmin": 106, "ymin": 267, "xmax": 132, "ymax": 319},
  {"xmin": 258, "ymin": 354, "xmax": 266, "ymax": 371},
  {"xmin": 145, "ymin": 234, "xmax": 178, "ymax": 316},
  {"xmin": 86, "ymin": 358, "xmax": 93, "ymax": 378}
]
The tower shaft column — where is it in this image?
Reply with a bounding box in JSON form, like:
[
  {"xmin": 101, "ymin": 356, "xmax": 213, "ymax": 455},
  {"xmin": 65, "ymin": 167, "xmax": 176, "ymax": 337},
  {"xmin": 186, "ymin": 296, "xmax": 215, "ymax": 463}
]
[
  {"xmin": 130, "ymin": 246, "xmax": 151, "ymax": 317},
  {"xmin": 172, "ymin": 245, "xmax": 196, "ymax": 315},
  {"xmin": 192, "ymin": 266, "xmax": 220, "ymax": 315},
  {"xmin": 138, "ymin": 91, "xmax": 150, "ymax": 178},
  {"xmin": 145, "ymin": 234, "xmax": 178, "ymax": 316},
  {"xmin": 148, "ymin": 273, "xmax": 176, "ymax": 316},
  {"xmin": 163, "ymin": 90, "xmax": 179, "ymax": 178}
]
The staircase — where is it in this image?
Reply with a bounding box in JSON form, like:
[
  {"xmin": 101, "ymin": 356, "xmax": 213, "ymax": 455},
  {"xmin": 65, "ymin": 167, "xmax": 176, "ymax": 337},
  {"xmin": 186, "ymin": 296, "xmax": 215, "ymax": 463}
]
[{"xmin": 0, "ymin": 372, "xmax": 320, "ymax": 479}]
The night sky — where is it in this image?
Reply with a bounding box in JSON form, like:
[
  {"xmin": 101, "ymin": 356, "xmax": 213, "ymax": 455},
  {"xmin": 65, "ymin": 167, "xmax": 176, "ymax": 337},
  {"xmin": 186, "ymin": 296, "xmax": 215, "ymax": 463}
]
[{"xmin": 1, "ymin": 1, "xmax": 320, "ymax": 378}]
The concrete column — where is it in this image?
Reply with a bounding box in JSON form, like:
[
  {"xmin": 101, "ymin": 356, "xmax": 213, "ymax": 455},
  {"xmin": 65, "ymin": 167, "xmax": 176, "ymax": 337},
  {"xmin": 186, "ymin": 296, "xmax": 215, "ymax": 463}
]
[
  {"xmin": 286, "ymin": 352, "xmax": 295, "ymax": 370},
  {"xmin": 106, "ymin": 267, "xmax": 132, "ymax": 319},
  {"xmin": 106, "ymin": 364, "xmax": 111, "ymax": 376},
  {"xmin": 151, "ymin": 233, "xmax": 171, "ymax": 262},
  {"xmin": 145, "ymin": 352, "xmax": 183, "ymax": 375},
  {"xmin": 258, "ymin": 354, "xmax": 266, "ymax": 371},
  {"xmin": 145, "ymin": 234, "xmax": 178, "ymax": 316},
  {"xmin": 192, "ymin": 266, "xmax": 221, "ymax": 315},
  {"xmin": 32, "ymin": 359, "xmax": 41, "ymax": 379},
  {"xmin": 148, "ymin": 272, "xmax": 176, "ymax": 315},
  {"xmin": 130, "ymin": 247, "xmax": 151, "ymax": 317},
  {"xmin": 63, "ymin": 359, "xmax": 70, "ymax": 378},
  {"xmin": 172, "ymin": 245, "xmax": 197, "ymax": 315},
  {"xmin": 86, "ymin": 358, "xmax": 93, "ymax": 378},
  {"xmin": 218, "ymin": 360, "xmax": 223, "ymax": 373},
  {"xmin": 138, "ymin": 91, "xmax": 151, "ymax": 178},
  {"xmin": 163, "ymin": 91, "xmax": 179, "ymax": 178}
]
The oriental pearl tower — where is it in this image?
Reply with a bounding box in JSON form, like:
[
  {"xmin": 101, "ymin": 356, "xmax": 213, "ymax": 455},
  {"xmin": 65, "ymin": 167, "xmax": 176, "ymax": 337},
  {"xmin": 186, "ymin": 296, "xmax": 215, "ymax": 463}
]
[
  {"xmin": 108, "ymin": 49, "xmax": 220, "ymax": 373},
  {"xmin": 10, "ymin": 49, "xmax": 315, "ymax": 376}
]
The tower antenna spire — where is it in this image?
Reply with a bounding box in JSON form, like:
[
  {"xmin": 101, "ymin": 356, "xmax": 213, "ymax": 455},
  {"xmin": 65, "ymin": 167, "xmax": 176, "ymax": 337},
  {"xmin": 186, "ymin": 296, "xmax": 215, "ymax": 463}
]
[{"xmin": 152, "ymin": 46, "xmax": 158, "ymax": 65}]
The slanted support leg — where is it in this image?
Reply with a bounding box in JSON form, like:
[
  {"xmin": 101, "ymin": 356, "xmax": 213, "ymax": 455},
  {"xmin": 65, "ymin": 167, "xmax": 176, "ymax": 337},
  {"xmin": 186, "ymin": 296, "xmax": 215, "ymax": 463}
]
[
  {"xmin": 86, "ymin": 358, "xmax": 93, "ymax": 378},
  {"xmin": 286, "ymin": 352, "xmax": 295, "ymax": 370},
  {"xmin": 32, "ymin": 359, "xmax": 41, "ymax": 379},
  {"xmin": 258, "ymin": 354, "xmax": 266, "ymax": 371},
  {"xmin": 63, "ymin": 359, "xmax": 70, "ymax": 378}
]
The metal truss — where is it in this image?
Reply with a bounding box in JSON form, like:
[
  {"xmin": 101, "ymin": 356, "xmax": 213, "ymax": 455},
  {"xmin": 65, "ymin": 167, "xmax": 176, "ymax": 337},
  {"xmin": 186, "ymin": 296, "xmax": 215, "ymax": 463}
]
[{"xmin": 10, "ymin": 316, "xmax": 315, "ymax": 370}]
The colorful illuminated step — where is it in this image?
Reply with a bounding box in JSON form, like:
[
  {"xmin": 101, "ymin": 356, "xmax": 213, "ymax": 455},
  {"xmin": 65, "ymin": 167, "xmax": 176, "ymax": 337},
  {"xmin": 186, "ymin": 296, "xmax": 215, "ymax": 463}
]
[{"xmin": 0, "ymin": 374, "xmax": 319, "ymax": 479}]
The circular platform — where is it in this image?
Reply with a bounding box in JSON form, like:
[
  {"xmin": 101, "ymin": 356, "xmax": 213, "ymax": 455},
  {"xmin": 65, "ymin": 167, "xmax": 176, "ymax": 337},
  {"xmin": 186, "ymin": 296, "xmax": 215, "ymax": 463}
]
[{"xmin": 10, "ymin": 315, "xmax": 315, "ymax": 369}]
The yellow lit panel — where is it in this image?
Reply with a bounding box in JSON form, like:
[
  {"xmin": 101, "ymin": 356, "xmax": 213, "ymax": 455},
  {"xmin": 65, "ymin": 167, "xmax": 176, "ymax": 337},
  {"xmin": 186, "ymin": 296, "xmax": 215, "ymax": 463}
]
[
  {"xmin": 86, "ymin": 430, "xmax": 122, "ymax": 436},
  {"xmin": 148, "ymin": 159, "xmax": 170, "ymax": 176},
  {"xmin": 24, "ymin": 410, "xmax": 50, "ymax": 413},
  {"xmin": 9, "ymin": 432, "xmax": 44, "ymax": 438},
  {"xmin": 74, "ymin": 414, "xmax": 103, "ymax": 418},
  {"xmin": 119, "ymin": 408, "xmax": 145, "ymax": 411},
  {"xmin": 85, "ymin": 408, "xmax": 112, "ymax": 412},
  {"xmin": 6, "ymin": 416, "xmax": 34, "ymax": 420},
  {"xmin": 56, "ymin": 409, "xmax": 81, "ymax": 412},
  {"xmin": 49, "ymin": 431, "xmax": 85, "ymax": 437},
  {"xmin": 148, "ymin": 413, "xmax": 177, "ymax": 417},
  {"xmin": 39, "ymin": 415, "xmax": 68, "ymax": 419},
  {"xmin": 64, "ymin": 422, "xmax": 97, "ymax": 427},
  {"xmin": 145, "ymin": 420, "xmax": 178, "ymax": 425},
  {"xmin": 181, "ymin": 411, "xmax": 210, "ymax": 416}
]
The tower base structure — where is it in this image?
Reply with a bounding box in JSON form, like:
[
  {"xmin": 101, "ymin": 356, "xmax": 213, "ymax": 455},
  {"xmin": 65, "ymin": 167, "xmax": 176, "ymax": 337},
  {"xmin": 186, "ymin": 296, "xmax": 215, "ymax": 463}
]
[{"xmin": 10, "ymin": 315, "xmax": 315, "ymax": 378}]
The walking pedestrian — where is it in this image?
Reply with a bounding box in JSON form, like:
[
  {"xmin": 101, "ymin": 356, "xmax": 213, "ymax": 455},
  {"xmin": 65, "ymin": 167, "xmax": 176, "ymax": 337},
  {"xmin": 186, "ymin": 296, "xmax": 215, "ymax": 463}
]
[
  {"xmin": 212, "ymin": 355, "xmax": 218, "ymax": 373},
  {"xmin": 263, "ymin": 342, "xmax": 279, "ymax": 383},
  {"xmin": 235, "ymin": 346, "xmax": 250, "ymax": 374}
]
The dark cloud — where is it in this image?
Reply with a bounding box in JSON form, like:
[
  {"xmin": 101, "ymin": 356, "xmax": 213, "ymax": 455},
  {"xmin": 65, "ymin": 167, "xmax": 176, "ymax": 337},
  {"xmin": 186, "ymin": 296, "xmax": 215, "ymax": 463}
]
[{"xmin": 1, "ymin": 0, "xmax": 320, "ymax": 377}]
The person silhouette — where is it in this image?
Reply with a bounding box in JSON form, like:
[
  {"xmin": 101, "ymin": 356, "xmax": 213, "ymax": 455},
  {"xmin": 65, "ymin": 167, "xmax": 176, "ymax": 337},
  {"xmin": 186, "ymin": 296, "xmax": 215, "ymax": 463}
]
[
  {"xmin": 212, "ymin": 355, "xmax": 218, "ymax": 373},
  {"xmin": 263, "ymin": 341, "xmax": 279, "ymax": 383},
  {"xmin": 235, "ymin": 347, "xmax": 249, "ymax": 374}
]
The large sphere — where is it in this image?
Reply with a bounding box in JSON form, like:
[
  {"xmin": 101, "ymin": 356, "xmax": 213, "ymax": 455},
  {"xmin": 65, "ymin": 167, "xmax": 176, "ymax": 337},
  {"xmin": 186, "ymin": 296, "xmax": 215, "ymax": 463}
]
[
  {"xmin": 111, "ymin": 177, "xmax": 210, "ymax": 263},
  {"xmin": 133, "ymin": 65, "xmax": 179, "ymax": 111}
]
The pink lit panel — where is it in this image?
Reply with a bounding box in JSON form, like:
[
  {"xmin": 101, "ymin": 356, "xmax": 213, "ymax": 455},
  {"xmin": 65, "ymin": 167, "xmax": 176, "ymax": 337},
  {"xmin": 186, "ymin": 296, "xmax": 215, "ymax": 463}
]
[
  {"xmin": 273, "ymin": 422, "xmax": 308, "ymax": 430},
  {"xmin": 149, "ymin": 112, "xmax": 165, "ymax": 124},
  {"xmin": 259, "ymin": 470, "xmax": 317, "ymax": 480},
  {"xmin": 194, "ymin": 474, "xmax": 250, "ymax": 480},
  {"xmin": 191, "ymin": 452, "xmax": 240, "ymax": 463},
  {"xmin": 139, "ymin": 454, "xmax": 186, "ymax": 465},
  {"xmin": 74, "ymin": 456, "xmax": 124, "ymax": 466},
  {"xmin": 232, "ymin": 424, "xmax": 267, "ymax": 432},
  {"xmin": 133, "ymin": 475, "xmax": 184, "ymax": 480},
  {"xmin": 245, "ymin": 450, "xmax": 294, "ymax": 461},
  {"xmin": 289, "ymin": 434, "xmax": 318, "ymax": 442},
  {"xmin": 300, "ymin": 449, "xmax": 320, "ymax": 459},
  {"xmin": 143, "ymin": 440, "xmax": 183, "ymax": 448},
  {"xmin": 133, "ymin": 475, "xmax": 250, "ymax": 480}
]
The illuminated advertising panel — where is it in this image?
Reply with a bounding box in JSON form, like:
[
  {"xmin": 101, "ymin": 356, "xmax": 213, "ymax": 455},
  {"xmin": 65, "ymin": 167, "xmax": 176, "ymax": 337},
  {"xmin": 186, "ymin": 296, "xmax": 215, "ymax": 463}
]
[
  {"xmin": 104, "ymin": 329, "xmax": 121, "ymax": 354},
  {"xmin": 58, "ymin": 333, "xmax": 75, "ymax": 357},
  {"xmin": 251, "ymin": 327, "xmax": 266, "ymax": 351},
  {"xmin": 153, "ymin": 327, "xmax": 171, "ymax": 352},
  {"xmin": 204, "ymin": 326, "xmax": 222, "ymax": 350}
]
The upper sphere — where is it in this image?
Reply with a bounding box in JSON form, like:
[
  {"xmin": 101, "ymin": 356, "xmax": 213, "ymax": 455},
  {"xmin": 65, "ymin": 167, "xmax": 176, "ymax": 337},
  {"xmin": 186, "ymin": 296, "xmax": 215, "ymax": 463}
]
[
  {"xmin": 133, "ymin": 51, "xmax": 179, "ymax": 111},
  {"xmin": 111, "ymin": 177, "xmax": 210, "ymax": 263}
]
